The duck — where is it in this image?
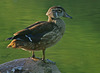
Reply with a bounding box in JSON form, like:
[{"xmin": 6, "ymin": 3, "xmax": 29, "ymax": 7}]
[{"xmin": 6, "ymin": 6, "xmax": 72, "ymax": 62}]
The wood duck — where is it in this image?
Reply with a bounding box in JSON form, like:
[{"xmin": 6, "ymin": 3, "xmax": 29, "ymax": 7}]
[{"xmin": 6, "ymin": 6, "xmax": 72, "ymax": 61}]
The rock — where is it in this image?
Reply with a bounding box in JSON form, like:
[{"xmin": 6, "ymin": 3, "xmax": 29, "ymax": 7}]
[{"xmin": 0, "ymin": 58, "xmax": 61, "ymax": 73}]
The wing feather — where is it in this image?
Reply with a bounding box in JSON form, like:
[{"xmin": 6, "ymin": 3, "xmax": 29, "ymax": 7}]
[
  {"xmin": 14, "ymin": 21, "xmax": 55, "ymax": 36},
  {"xmin": 12, "ymin": 21, "xmax": 57, "ymax": 43}
]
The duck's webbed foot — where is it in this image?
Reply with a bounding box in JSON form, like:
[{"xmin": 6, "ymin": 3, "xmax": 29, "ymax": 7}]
[
  {"xmin": 31, "ymin": 51, "xmax": 40, "ymax": 61},
  {"xmin": 31, "ymin": 57, "xmax": 40, "ymax": 61}
]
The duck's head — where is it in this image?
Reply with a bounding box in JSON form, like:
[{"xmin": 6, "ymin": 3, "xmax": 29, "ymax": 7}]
[{"xmin": 46, "ymin": 6, "xmax": 72, "ymax": 19}]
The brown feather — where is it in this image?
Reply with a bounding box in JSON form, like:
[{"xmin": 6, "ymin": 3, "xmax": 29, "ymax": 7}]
[
  {"xmin": 14, "ymin": 21, "xmax": 56, "ymax": 36},
  {"xmin": 7, "ymin": 21, "xmax": 58, "ymax": 51},
  {"xmin": 7, "ymin": 39, "xmax": 46, "ymax": 51}
]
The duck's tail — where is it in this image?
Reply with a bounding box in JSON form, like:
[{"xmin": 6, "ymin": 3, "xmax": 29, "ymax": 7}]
[
  {"xmin": 7, "ymin": 39, "xmax": 18, "ymax": 48},
  {"xmin": 6, "ymin": 37, "xmax": 14, "ymax": 41},
  {"xmin": 7, "ymin": 39, "xmax": 34, "ymax": 51}
]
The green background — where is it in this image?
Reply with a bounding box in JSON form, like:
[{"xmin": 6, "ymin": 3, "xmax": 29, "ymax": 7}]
[{"xmin": 0, "ymin": 0, "xmax": 100, "ymax": 73}]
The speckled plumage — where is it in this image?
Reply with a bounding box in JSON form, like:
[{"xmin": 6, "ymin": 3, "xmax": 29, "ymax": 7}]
[{"xmin": 7, "ymin": 6, "xmax": 72, "ymax": 61}]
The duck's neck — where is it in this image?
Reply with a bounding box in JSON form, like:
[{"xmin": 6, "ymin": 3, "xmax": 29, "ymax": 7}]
[
  {"xmin": 47, "ymin": 16, "xmax": 65, "ymax": 28},
  {"xmin": 48, "ymin": 16, "xmax": 59, "ymax": 22},
  {"xmin": 47, "ymin": 16, "xmax": 66, "ymax": 35}
]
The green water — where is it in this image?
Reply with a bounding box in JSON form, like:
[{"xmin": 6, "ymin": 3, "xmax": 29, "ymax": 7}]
[{"xmin": 0, "ymin": 0, "xmax": 100, "ymax": 73}]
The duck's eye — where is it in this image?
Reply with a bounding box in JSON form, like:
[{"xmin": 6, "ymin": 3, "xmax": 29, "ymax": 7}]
[{"xmin": 57, "ymin": 10, "xmax": 62, "ymax": 12}]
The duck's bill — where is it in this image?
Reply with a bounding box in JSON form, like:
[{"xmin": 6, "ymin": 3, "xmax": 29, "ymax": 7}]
[{"xmin": 64, "ymin": 13, "xmax": 72, "ymax": 19}]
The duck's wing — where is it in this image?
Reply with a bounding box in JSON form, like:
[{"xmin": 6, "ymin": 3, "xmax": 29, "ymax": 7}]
[{"xmin": 8, "ymin": 21, "xmax": 57, "ymax": 43}]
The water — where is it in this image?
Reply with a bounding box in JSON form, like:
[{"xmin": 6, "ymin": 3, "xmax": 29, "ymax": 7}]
[{"xmin": 0, "ymin": 0, "xmax": 100, "ymax": 73}]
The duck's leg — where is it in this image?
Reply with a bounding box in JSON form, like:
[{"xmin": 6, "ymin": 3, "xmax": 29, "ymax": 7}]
[
  {"xmin": 31, "ymin": 51, "xmax": 39, "ymax": 61},
  {"xmin": 42, "ymin": 49, "xmax": 55, "ymax": 64},
  {"xmin": 42, "ymin": 49, "xmax": 45, "ymax": 61},
  {"xmin": 32, "ymin": 51, "xmax": 35, "ymax": 58}
]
